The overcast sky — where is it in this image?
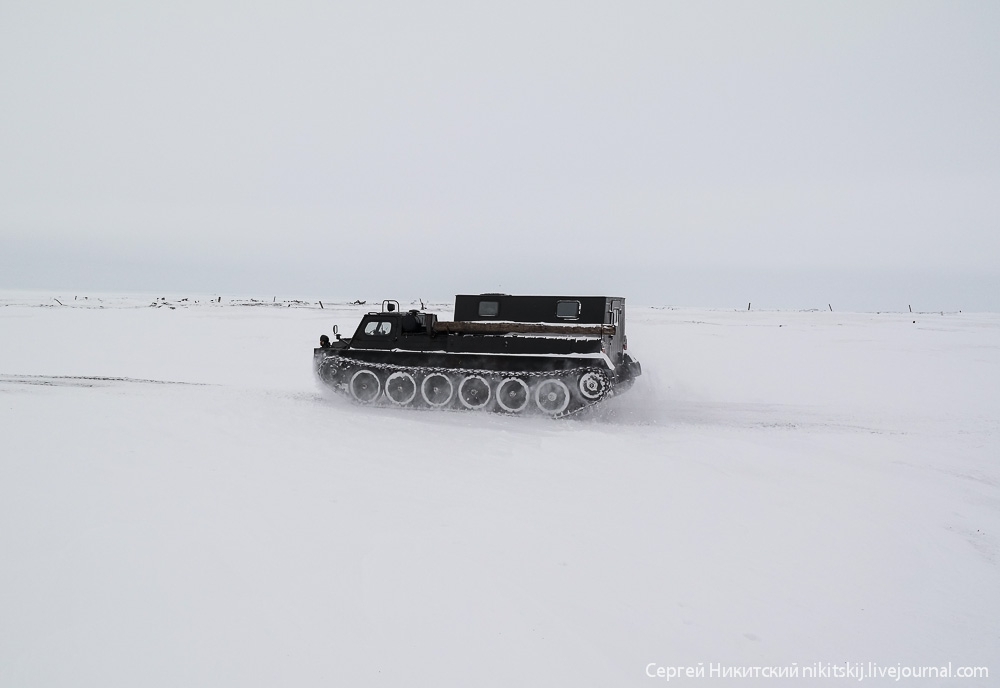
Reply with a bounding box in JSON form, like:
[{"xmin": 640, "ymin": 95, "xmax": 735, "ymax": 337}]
[{"xmin": 2, "ymin": 1, "xmax": 997, "ymax": 309}]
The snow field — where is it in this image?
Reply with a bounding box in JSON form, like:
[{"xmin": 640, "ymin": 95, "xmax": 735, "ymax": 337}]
[{"xmin": 1, "ymin": 293, "xmax": 997, "ymax": 686}]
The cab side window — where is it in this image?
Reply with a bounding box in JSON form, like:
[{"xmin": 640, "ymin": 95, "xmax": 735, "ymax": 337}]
[{"xmin": 363, "ymin": 320, "xmax": 393, "ymax": 335}]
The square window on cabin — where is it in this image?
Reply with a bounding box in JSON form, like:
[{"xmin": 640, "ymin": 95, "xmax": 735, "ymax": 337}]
[
  {"xmin": 478, "ymin": 301, "xmax": 500, "ymax": 317},
  {"xmin": 556, "ymin": 300, "xmax": 581, "ymax": 319}
]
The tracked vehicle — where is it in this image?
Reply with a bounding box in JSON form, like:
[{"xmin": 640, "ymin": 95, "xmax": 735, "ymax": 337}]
[{"xmin": 314, "ymin": 294, "xmax": 641, "ymax": 417}]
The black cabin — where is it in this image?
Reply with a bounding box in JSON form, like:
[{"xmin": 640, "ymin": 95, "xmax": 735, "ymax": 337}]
[{"xmin": 453, "ymin": 294, "xmax": 627, "ymax": 364}]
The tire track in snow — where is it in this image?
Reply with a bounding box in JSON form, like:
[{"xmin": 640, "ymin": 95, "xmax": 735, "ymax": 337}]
[{"xmin": 0, "ymin": 374, "xmax": 210, "ymax": 388}]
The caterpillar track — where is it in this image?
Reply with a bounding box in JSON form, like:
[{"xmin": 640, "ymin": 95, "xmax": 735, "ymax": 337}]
[
  {"xmin": 314, "ymin": 294, "xmax": 641, "ymax": 418},
  {"xmin": 318, "ymin": 355, "xmax": 617, "ymax": 418}
]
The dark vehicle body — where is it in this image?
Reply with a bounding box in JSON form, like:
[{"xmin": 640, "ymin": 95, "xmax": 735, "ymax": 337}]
[{"xmin": 314, "ymin": 294, "xmax": 641, "ymax": 416}]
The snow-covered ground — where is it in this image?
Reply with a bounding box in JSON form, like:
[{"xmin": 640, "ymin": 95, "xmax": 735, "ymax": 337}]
[{"xmin": 1, "ymin": 291, "xmax": 997, "ymax": 686}]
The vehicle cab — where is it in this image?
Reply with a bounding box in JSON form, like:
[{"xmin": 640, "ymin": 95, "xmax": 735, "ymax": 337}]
[
  {"xmin": 351, "ymin": 312, "xmax": 399, "ymax": 349},
  {"xmin": 347, "ymin": 301, "xmax": 440, "ymax": 351}
]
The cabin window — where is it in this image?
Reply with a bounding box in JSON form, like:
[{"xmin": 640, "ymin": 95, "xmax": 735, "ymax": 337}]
[
  {"xmin": 556, "ymin": 300, "xmax": 581, "ymax": 319},
  {"xmin": 364, "ymin": 320, "xmax": 393, "ymax": 335},
  {"xmin": 478, "ymin": 300, "xmax": 499, "ymax": 317}
]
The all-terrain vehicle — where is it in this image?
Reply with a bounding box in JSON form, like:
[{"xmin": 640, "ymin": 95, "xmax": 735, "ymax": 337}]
[{"xmin": 314, "ymin": 294, "xmax": 641, "ymax": 417}]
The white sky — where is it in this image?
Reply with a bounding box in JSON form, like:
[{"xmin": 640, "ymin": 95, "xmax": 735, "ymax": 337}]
[{"xmin": 1, "ymin": 1, "xmax": 998, "ymax": 309}]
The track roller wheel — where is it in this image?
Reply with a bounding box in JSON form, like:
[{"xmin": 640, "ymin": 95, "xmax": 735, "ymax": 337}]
[
  {"xmin": 458, "ymin": 375, "xmax": 492, "ymax": 410},
  {"xmin": 420, "ymin": 372, "xmax": 454, "ymax": 407},
  {"xmin": 384, "ymin": 371, "xmax": 417, "ymax": 405},
  {"xmin": 349, "ymin": 369, "xmax": 381, "ymax": 403},
  {"xmin": 496, "ymin": 377, "xmax": 530, "ymax": 413},
  {"xmin": 534, "ymin": 378, "xmax": 571, "ymax": 415}
]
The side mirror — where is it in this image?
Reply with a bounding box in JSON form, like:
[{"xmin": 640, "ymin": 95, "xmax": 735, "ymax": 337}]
[{"xmin": 333, "ymin": 324, "xmax": 341, "ymax": 340}]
